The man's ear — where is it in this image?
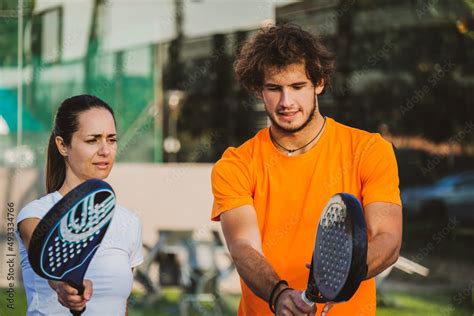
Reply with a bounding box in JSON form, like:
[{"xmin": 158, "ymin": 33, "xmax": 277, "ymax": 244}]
[
  {"xmin": 55, "ymin": 136, "xmax": 68, "ymax": 157},
  {"xmin": 315, "ymin": 79, "xmax": 325, "ymax": 95}
]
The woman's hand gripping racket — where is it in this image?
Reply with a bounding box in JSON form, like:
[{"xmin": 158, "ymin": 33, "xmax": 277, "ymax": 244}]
[
  {"xmin": 302, "ymin": 193, "xmax": 368, "ymax": 306},
  {"xmin": 28, "ymin": 179, "xmax": 116, "ymax": 315}
]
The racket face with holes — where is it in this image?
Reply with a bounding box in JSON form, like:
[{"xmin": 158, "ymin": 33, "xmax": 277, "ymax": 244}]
[
  {"xmin": 28, "ymin": 179, "xmax": 116, "ymax": 288},
  {"xmin": 307, "ymin": 193, "xmax": 367, "ymax": 303}
]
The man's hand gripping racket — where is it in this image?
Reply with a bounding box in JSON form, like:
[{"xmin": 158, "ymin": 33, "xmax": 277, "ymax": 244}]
[
  {"xmin": 28, "ymin": 179, "xmax": 116, "ymax": 315},
  {"xmin": 302, "ymin": 193, "xmax": 368, "ymax": 308}
]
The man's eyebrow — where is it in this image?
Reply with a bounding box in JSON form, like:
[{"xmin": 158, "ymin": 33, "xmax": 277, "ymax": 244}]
[
  {"xmin": 86, "ymin": 133, "xmax": 117, "ymax": 137},
  {"xmin": 264, "ymin": 81, "xmax": 308, "ymax": 86}
]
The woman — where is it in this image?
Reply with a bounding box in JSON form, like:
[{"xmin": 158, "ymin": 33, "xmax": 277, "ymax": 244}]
[{"xmin": 16, "ymin": 95, "xmax": 143, "ymax": 315}]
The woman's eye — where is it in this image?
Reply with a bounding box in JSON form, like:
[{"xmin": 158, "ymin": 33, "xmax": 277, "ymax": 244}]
[
  {"xmin": 86, "ymin": 139, "xmax": 97, "ymax": 144},
  {"xmin": 108, "ymin": 138, "xmax": 117, "ymax": 143}
]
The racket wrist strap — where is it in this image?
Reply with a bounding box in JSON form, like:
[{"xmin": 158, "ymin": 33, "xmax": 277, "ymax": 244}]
[{"xmin": 268, "ymin": 279, "xmax": 288, "ymax": 313}]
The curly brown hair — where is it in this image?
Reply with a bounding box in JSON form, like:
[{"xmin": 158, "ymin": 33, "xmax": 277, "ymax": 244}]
[{"xmin": 234, "ymin": 24, "xmax": 335, "ymax": 94}]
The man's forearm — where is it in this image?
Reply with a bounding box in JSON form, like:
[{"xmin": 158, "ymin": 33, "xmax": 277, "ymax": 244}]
[
  {"xmin": 229, "ymin": 240, "xmax": 282, "ymax": 302},
  {"xmin": 366, "ymin": 232, "xmax": 400, "ymax": 279}
]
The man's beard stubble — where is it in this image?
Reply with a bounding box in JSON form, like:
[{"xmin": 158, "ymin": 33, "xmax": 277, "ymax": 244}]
[{"xmin": 266, "ymin": 96, "xmax": 317, "ymax": 134}]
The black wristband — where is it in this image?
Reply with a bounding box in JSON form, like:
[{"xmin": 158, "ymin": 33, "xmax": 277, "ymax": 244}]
[
  {"xmin": 268, "ymin": 280, "xmax": 288, "ymax": 313},
  {"xmin": 272, "ymin": 287, "xmax": 294, "ymax": 314}
]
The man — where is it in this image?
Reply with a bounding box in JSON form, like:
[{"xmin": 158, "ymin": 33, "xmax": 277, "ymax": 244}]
[{"xmin": 211, "ymin": 24, "xmax": 402, "ymax": 316}]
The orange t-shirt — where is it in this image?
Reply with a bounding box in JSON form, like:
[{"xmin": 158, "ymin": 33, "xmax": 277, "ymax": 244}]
[{"xmin": 211, "ymin": 117, "xmax": 401, "ymax": 316}]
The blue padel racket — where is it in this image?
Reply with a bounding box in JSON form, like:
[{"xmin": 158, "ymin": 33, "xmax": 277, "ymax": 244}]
[
  {"xmin": 28, "ymin": 179, "xmax": 116, "ymax": 315},
  {"xmin": 302, "ymin": 193, "xmax": 368, "ymax": 305}
]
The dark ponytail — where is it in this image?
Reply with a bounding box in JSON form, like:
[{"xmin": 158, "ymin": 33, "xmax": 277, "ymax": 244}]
[{"xmin": 46, "ymin": 95, "xmax": 115, "ymax": 193}]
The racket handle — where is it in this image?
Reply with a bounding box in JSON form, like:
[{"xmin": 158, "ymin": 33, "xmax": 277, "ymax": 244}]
[
  {"xmin": 69, "ymin": 282, "xmax": 86, "ymax": 315},
  {"xmin": 70, "ymin": 307, "xmax": 86, "ymax": 316},
  {"xmin": 301, "ymin": 291, "xmax": 315, "ymax": 307}
]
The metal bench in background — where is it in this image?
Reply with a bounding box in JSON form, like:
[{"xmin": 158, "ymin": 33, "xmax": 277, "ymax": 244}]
[
  {"xmin": 375, "ymin": 255, "xmax": 429, "ymax": 306},
  {"xmin": 135, "ymin": 229, "xmax": 235, "ymax": 315}
]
